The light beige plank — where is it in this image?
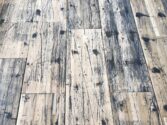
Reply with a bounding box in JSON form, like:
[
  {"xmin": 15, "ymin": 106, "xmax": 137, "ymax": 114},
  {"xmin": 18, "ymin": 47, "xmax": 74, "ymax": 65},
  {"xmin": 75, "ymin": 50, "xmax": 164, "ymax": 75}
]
[
  {"xmin": 22, "ymin": 22, "xmax": 66, "ymax": 93},
  {"xmin": 16, "ymin": 94, "xmax": 52, "ymax": 125},
  {"xmin": 0, "ymin": 0, "xmax": 67, "ymax": 23},
  {"xmin": 111, "ymin": 92, "xmax": 162, "ymax": 125},
  {"xmin": 65, "ymin": 29, "xmax": 114, "ymax": 125},
  {"xmin": 0, "ymin": 23, "xmax": 30, "ymax": 58}
]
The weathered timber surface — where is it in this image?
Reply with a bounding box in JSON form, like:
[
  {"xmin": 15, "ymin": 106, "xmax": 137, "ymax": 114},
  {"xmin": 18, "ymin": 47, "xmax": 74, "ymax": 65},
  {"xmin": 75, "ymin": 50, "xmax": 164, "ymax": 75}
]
[
  {"xmin": 0, "ymin": 59, "xmax": 26, "ymax": 125},
  {"xmin": 130, "ymin": 0, "xmax": 167, "ymax": 124},
  {"xmin": 0, "ymin": 0, "xmax": 167, "ymax": 125}
]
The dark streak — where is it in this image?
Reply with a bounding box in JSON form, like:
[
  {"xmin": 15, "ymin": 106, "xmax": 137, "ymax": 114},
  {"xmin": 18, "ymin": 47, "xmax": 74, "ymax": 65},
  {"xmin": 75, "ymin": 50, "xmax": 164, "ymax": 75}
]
[
  {"xmin": 55, "ymin": 119, "xmax": 58, "ymax": 125},
  {"xmin": 163, "ymin": 105, "xmax": 167, "ymax": 111},
  {"xmin": 102, "ymin": 119, "xmax": 106, "ymax": 125},
  {"xmin": 136, "ymin": 12, "xmax": 149, "ymax": 18}
]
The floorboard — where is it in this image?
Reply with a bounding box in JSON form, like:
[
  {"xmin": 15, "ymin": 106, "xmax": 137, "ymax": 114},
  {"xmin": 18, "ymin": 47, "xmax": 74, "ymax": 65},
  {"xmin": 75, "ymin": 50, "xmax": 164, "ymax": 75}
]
[{"xmin": 0, "ymin": 0, "xmax": 167, "ymax": 125}]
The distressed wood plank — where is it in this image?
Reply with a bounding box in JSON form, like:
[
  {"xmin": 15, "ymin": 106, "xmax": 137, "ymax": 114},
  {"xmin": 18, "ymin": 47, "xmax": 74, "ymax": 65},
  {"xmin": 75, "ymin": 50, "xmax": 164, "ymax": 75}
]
[
  {"xmin": 16, "ymin": 94, "xmax": 52, "ymax": 125},
  {"xmin": 0, "ymin": 59, "xmax": 26, "ymax": 125},
  {"xmin": 112, "ymin": 92, "xmax": 162, "ymax": 125},
  {"xmin": 22, "ymin": 22, "xmax": 67, "ymax": 93},
  {"xmin": 65, "ymin": 29, "xmax": 114, "ymax": 125},
  {"xmin": 0, "ymin": 0, "xmax": 67, "ymax": 23},
  {"xmin": 99, "ymin": 0, "xmax": 152, "ymax": 92},
  {"xmin": 130, "ymin": 0, "xmax": 167, "ymax": 124},
  {"xmin": 68, "ymin": 0, "xmax": 101, "ymax": 29},
  {"xmin": 0, "ymin": 22, "xmax": 30, "ymax": 58}
]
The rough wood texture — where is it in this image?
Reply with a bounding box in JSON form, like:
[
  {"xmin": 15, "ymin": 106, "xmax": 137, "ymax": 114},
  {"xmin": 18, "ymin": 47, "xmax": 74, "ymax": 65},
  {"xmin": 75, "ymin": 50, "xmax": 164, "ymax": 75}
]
[
  {"xmin": 1, "ymin": 0, "xmax": 167, "ymax": 125},
  {"xmin": 0, "ymin": 59, "xmax": 26, "ymax": 125}
]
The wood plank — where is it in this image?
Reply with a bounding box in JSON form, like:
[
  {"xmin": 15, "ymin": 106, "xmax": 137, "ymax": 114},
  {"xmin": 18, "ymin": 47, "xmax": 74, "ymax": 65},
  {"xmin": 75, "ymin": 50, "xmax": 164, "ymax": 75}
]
[
  {"xmin": 65, "ymin": 29, "xmax": 114, "ymax": 125},
  {"xmin": 130, "ymin": 0, "xmax": 167, "ymax": 124},
  {"xmin": 68, "ymin": 0, "xmax": 101, "ymax": 29},
  {"xmin": 0, "ymin": 0, "xmax": 67, "ymax": 23},
  {"xmin": 112, "ymin": 92, "xmax": 162, "ymax": 125},
  {"xmin": 16, "ymin": 94, "xmax": 52, "ymax": 125},
  {"xmin": 0, "ymin": 59, "xmax": 26, "ymax": 125},
  {"xmin": 144, "ymin": 0, "xmax": 167, "ymax": 36},
  {"xmin": 22, "ymin": 22, "xmax": 67, "ymax": 93},
  {"xmin": 13, "ymin": 0, "xmax": 67, "ymax": 23},
  {"xmin": 99, "ymin": 0, "xmax": 152, "ymax": 92},
  {"xmin": 0, "ymin": 22, "xmax": 30, "ymax": 58}
]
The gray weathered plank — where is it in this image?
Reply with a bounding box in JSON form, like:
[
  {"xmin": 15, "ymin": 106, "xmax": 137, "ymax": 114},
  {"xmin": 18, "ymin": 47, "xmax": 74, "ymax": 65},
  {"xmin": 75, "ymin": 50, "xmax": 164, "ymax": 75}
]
[
  {"xmin": 0, "ymin": 59, "xmax": 26, "ymax": 125},
  {"xmin": 65, "ymin": 29, "xmax": 114, "ymax": 125},
  {"xmin": 68, "ymin": 0, "xmax": 101, "ymax": 29},
  {"xmin": 22, "ymin": 22, "xmax": 67, "ymax": 93},
  {"xmin": 99, "ymin": 0, "xmax": 152, "ymax": 92},
  {"xmin": 0, "ymin": 22, "xmax": 31, "ymax": 58}
]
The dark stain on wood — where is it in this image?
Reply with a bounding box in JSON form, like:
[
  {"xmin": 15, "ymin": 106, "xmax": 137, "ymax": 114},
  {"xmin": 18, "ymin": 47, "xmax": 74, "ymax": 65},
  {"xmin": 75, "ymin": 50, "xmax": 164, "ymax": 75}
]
[
  {"xmin": 0, "ymin": 19, "xmax": 5, "ymax": 25},
  {"xmin": 36, "ymin": 9, "xmax": 41, "ymax": 16},
  {"xmin": 158, "ymin": 12, "xmax": 166, "ymax": 17},
  {"xmin": 96, "ymin": 82, "xmax": 103, "ymax": 86},
  {"xmin": 102, "ymin": 119, "xmax": 107, "ymax": 125},
  {"xmin": 4, "ymin": 112, "xmax": 12, "ymax": 119},
  {"xmin": 72, "ymin": 50, "xmax": 79, "ymax": 54},
  {"xmin": 93, "ymin": 49, "xmax": 99, "ymax": 55},
  {"xmin": 74, "ymin": 84, "xmax": 79, "ymax": 91},
  {"xmin": 142, "ymin": 37, "xmax": 150, "ymax": 43},
  {"xmin": 105, "ymin": 31, "xmax": 119, "ymax": 38},
  {"xmin": 53, "ymin": 58, "xmax": 61, "ymax": 64},
  {"xmin": 55, "ymin": 119, "xmax": 58, "ymax": 125},
  {"xmin": 152, "ymin": 67, "xmax": 161, "ymax": 73},
  {"xmin": 163, "ymin": 105, "xmax": 167, "ymax": 111},
  {"xmin": 60, "ymin": 30, "xmax": 65, "ymax": 35},
  {"xmin": 32, "ymin": 33, "xmax": 37, "ymax": 38}
]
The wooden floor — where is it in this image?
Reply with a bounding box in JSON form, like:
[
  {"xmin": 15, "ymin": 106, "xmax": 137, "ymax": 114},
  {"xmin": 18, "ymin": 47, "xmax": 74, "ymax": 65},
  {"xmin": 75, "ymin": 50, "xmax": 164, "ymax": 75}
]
[{"xmin": 1, "ymin": 0, "xmax": 167, "ymax": 125}]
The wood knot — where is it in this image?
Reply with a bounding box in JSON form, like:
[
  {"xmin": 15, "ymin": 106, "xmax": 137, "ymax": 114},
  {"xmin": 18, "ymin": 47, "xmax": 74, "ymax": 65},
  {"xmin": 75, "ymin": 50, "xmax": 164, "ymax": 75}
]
[
  {"xmin": 92, "ymin": 49, "xmax": 99, "ymax": 56},
  {"xmin": 158, "ymin": 12, "xmax": 166, "ymax": 17},
  {"xmin": 60, "ymin": 30, "xmax": 65, "ymax": 35},
  {"xmin": 54, "ymin": 58, "xmax": 61, "ymax": 64},
  {"xmin": 142, "ymin": 37, "xmax": 150, "ymax": 43},
  {"xmin": 72, "ymin": 50, "xmax": 79, "ymax": 54},
  {"xmin": 32, "ymin": 33, "xmax": 37, "ymax": 38},
  {"xmin": 0, "ymin": 19, "xmax": 5, "ymax": 25},
  {"xmin": 152, "ymin": 67, "xmax": 161, "ymax": 73},
  {"xmin": 36, "ymin": 9, "xmax": 41, "ymax": 16}
]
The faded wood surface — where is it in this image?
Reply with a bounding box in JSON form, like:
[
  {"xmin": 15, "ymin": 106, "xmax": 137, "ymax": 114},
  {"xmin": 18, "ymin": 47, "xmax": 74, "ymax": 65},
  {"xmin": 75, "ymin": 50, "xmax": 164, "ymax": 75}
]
[
  {"xmin": 0, "ymin": 59, "xmax": 26, "ymax": 125},
  {"xmin": 0, "ymin": 0, "xmax": 167, "ymax": 125}
]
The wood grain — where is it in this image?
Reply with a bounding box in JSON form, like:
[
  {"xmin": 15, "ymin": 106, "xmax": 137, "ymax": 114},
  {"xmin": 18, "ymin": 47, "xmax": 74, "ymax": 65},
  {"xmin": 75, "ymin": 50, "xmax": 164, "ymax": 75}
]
[
  {"xmin": 0, "ymin": 0, "xmax": 167, "ymax": 125},
  {"xmin": 0, "ymin": 59, "xmax": 26, "ymax": 125}
]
